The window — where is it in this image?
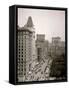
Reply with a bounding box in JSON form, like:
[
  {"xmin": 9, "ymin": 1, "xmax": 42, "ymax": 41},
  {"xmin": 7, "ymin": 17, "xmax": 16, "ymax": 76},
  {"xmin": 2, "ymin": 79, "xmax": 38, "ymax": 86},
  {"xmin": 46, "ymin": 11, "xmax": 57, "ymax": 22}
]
[
  {"xmin": 41, "ymin": 71, "xmax": 43, "ymax": 74},
  {"xmin": 22, "ymin": 58, "xmax": 23, "ymax": 60},
  {"xmin": 33, "ymin": 35, "xmax": 35, "ymax": 38},
  {"xmin": 29, "ymin": 64, "xmax": 31, "ymax": 71}
]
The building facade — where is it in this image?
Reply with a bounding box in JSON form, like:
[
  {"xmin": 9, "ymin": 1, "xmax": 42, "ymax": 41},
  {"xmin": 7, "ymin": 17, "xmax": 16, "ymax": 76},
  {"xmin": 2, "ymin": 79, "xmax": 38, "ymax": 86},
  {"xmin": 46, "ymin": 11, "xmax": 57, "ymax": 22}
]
[
  {"xmin": 36, "ymin": 34, "xmax": 49, "ymax": 62},
  {"xmin": 50, "ymin": 37, "xmax": 65, "ymax": 57},
  {"xmin": 17, "ymin": 16, "xmax": 36, "ymax": 82}
]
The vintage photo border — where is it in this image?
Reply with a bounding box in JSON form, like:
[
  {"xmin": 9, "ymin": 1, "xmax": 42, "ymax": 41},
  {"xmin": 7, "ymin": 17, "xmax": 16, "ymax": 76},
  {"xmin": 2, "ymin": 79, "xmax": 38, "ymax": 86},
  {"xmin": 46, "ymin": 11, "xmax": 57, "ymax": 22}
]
[{"xmin": 14, "ymin": 5, "xmax": 67, "ymax": 85}]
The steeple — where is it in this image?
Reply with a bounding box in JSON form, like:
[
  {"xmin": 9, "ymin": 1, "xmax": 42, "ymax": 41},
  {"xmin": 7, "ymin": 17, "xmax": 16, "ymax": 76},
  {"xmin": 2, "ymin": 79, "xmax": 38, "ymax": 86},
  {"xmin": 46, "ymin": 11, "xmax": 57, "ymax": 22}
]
[
  {"xmin": 26, "ymin": 16, "xmax": 34, "ymax": 27},
  {"xmin": 23, "ymin": 16, "xmax": 34, "ymax": 32}
]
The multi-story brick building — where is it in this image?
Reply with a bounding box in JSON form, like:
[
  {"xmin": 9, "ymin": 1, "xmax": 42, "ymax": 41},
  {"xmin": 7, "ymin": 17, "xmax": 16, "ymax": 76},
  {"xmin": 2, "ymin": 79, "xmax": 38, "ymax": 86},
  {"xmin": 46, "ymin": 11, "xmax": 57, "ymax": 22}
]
[
  {"xmin": 36, "ymin": 34, "xmax": 49, "ymax": 62},
  {"xmin": 17, "ymin": 16, "xmax": 36, "ymax": 82},
  {"xmin": 50, "ymin": 37, "xmax": 65, "ymax": 57}
]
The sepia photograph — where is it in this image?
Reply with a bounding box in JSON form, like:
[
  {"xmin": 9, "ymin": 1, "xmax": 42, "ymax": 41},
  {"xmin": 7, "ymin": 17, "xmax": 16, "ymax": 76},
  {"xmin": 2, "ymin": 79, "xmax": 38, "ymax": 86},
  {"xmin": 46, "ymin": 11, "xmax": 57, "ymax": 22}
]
[{"xmin": 16, "ymin": 7, "xmax": 67, "ymax": 83}]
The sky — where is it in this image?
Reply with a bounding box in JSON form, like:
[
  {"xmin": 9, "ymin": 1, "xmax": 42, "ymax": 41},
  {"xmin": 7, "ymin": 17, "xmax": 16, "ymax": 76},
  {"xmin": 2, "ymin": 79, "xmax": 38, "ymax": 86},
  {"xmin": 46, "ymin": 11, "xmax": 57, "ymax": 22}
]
[{"xmin": 18, "ymin": 8, "xmax": 65, "ymax": 42}]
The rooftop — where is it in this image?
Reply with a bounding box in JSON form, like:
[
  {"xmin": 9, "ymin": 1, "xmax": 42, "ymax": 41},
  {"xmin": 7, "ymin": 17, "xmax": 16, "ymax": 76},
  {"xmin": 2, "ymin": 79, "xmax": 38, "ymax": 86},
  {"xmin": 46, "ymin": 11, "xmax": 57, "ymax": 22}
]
[{"xmin": 18, "ymin": 16, "xmax": 34, "ymax": 32}]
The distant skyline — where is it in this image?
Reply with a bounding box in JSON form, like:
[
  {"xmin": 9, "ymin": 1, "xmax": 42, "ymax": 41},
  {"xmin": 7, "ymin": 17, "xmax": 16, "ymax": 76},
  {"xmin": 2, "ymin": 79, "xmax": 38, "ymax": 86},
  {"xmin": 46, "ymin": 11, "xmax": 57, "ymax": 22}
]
[{"xmin": 18, "ymin": 8, "xmax": 65, "ymax": 42}]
